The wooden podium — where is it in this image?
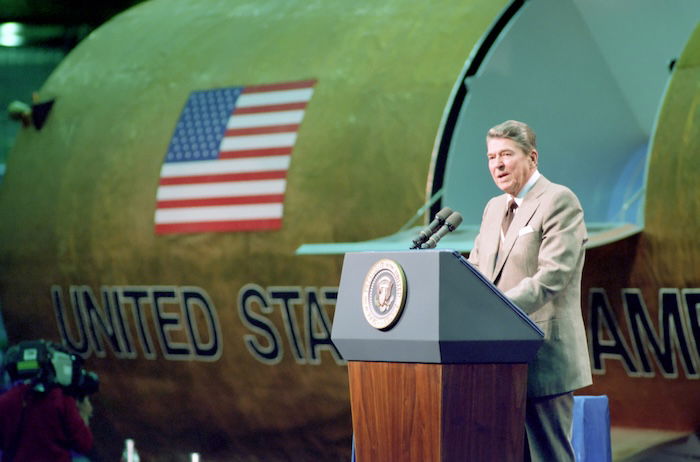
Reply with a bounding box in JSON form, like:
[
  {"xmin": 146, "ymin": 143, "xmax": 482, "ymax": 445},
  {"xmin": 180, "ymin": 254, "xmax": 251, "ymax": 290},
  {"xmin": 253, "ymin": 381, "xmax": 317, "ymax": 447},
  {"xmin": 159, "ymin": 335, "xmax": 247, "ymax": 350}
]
[{"xmin": 332, "ymin": 250, "xmax": 544, "ymax": 461}]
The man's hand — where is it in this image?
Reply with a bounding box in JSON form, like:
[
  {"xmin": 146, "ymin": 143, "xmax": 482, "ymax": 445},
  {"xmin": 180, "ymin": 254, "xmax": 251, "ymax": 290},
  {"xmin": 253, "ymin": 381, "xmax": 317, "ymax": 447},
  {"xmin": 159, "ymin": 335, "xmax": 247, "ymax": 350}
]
[{"xmin": 77, "ymin": 397, "xmax": 93, "ymax": 426}]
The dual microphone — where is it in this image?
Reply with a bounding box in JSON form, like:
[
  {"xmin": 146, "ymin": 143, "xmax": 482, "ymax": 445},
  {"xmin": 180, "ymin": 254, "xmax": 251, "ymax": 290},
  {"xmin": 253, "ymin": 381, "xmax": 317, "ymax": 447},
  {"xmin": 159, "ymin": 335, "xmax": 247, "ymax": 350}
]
[{"xmin": 409, "ymin": 206, "xmax": 463, "ymax": 249}]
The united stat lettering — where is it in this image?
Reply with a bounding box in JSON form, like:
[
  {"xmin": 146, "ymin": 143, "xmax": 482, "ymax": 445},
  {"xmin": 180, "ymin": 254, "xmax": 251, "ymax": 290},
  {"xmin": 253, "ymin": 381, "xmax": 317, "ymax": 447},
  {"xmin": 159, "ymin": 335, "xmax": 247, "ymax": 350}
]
[
  {"xmin": 238, "ymin": 284, "xmax": 700, "ymax": 372},
  {"xmin": 238, "ymin": 284, "xmax": 344, "ymax": 365},
  {"xmin": 53, "ymin": 282, "xmax": 698, "ymax": 375},
  {"xmin": 52, "ymin": 285, "xmax": 222, "ymax": 361}
]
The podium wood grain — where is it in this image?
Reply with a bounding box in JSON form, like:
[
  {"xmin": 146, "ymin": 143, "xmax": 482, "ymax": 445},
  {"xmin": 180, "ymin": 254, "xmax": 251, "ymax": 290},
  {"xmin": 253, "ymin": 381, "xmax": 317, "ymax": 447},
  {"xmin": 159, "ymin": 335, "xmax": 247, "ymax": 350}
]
[{"xmin": 348, "ymin": 361, "xmax": 528, "ymax": 461}]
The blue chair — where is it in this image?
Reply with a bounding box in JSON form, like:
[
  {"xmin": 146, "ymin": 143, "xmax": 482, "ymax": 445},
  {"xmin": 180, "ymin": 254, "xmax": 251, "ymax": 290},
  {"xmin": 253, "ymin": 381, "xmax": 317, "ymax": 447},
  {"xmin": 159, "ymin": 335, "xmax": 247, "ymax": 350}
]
[{"xmin": 572, "ymin": 395, "xmax": 612, "ymax": 462}]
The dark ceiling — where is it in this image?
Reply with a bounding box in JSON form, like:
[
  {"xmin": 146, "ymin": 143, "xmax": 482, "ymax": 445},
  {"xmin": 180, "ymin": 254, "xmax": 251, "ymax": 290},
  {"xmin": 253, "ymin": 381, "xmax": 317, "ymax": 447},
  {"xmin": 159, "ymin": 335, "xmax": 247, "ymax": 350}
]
[
  {"xmin": 0, "ymin": 0, "xmax": 148, "ymax": 48},
  {"xmin": 0, "ymin": 0, "xmax": 147, "ymax": 26},
  {"xmin": 0, "ymin": 0, "xmax": 148, "ymax": 163}
]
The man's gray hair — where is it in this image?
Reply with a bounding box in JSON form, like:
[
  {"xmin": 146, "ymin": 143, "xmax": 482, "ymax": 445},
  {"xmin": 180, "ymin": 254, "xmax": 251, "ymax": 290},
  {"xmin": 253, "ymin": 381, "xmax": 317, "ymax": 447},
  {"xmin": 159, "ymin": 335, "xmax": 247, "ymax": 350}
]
[{"xmin": 487, "ymin": 120, "xmax": 537, "ymax": 154}]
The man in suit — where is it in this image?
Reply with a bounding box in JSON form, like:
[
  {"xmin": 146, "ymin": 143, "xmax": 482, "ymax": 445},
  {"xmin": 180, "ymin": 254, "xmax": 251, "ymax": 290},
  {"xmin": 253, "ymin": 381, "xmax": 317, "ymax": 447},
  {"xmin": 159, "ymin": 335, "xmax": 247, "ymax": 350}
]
[{"xmin": 468, "ymin": 120, "xmax": 592, "ymax": 461}]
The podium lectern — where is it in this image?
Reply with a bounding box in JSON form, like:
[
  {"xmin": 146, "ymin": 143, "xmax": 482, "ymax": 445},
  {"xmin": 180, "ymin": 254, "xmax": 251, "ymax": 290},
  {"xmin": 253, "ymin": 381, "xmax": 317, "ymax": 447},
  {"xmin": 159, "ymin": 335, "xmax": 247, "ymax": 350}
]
[{"xmin": 332, "ymin": 250, "xmax": 544, "ymax": 461}]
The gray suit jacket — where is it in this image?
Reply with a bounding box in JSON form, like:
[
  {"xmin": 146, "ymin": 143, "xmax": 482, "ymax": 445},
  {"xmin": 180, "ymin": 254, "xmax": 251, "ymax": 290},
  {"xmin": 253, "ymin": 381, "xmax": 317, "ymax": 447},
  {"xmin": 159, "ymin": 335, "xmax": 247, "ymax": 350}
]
[{"xmin": 468, "ymin": 175, "xmax": 592, "ymax": 397}]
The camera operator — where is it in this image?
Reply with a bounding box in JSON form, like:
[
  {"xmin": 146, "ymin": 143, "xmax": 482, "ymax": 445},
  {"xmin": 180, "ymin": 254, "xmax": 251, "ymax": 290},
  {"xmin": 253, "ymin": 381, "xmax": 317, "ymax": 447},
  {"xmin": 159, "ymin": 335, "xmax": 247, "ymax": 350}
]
[{"xmin": 0, "ymin": 340, "xmax": 96, "ymax": 462}]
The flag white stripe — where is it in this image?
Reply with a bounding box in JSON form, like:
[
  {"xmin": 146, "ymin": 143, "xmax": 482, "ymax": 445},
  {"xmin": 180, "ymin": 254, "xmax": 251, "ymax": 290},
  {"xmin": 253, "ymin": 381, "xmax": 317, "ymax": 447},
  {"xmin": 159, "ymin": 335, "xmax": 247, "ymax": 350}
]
[
  {"xmin": 160, "ymin": 156, "xmax": 290, "ymax": 177},
  {"xmin": 155, "ymin": 203, "xmax": 283, "ymax": 224},
  {"xmin": 219, "ymin": 132, "xmax": 297, "ymax": 151},
  {"xmin": 227, "ymin": 110, "xmax": 306, "ymax": 129},
  {"xmin": 236, "ymin": 88, "xmax": 313, "ymax": 108},
  {"xmin": 157, "ymin": 179, "xmax": 286, "ymax": 200}
]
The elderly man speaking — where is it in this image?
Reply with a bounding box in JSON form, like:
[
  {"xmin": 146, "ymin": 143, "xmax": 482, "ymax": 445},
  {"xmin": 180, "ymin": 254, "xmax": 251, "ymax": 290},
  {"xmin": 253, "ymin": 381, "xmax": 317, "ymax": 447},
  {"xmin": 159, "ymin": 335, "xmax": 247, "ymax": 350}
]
[{"xmin": 468, "ymin": 120, "xmax": 592, "ymax": 462}]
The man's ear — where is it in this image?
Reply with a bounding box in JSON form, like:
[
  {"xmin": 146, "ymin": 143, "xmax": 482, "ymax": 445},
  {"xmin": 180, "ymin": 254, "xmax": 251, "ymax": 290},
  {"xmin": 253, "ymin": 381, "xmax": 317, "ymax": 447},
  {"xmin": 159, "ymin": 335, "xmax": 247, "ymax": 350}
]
[{"xmin": 530, "ymin": 149, "xmax": 538, "ymax": 167}]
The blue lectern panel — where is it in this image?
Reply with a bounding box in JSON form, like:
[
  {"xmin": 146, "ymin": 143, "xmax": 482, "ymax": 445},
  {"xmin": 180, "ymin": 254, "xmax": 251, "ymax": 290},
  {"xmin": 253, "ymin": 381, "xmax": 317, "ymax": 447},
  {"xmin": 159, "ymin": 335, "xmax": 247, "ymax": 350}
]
[{"xmin": 332, "ymin": 250, "xmax": 543, "ymax": 364}]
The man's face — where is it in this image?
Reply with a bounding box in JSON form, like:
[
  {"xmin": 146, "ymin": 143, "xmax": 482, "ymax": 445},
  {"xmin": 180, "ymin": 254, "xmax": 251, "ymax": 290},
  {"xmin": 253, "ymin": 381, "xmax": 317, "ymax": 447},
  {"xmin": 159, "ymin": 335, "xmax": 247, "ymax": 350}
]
[{"xmin": 486, "ymin": 137, "xmax": 537, "ymax": 196}]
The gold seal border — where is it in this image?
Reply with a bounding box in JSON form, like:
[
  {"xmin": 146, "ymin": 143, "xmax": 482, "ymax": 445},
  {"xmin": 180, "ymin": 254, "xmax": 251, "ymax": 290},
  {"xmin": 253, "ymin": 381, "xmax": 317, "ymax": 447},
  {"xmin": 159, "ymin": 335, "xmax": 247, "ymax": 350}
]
[{"xmin": 361, "ymin": 258, "xmax": 407, "ymax": 330}]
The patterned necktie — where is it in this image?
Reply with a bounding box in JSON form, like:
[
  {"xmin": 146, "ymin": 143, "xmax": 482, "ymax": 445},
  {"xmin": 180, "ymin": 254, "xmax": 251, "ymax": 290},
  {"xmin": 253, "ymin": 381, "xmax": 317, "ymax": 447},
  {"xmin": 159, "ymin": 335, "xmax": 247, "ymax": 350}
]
[{"xmin": 501, "ymin": 199, "xmax": 518, "ymax": 237}]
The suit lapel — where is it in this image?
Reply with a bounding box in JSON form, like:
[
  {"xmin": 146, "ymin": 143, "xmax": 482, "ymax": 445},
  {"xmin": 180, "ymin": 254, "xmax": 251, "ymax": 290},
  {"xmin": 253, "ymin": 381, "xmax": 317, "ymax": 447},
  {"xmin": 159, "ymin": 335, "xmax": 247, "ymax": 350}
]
[{"xmin": 492, "ymin": 176, "xmax": 549, "ymax": 281}]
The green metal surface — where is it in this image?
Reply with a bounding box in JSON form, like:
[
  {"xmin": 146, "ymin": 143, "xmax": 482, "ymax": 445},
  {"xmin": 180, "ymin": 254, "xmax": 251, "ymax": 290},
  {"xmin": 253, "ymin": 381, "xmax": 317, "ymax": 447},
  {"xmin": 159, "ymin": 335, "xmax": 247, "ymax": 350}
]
[{"xmin": 0, "ymin": 0, "xmax": 508, "ymax": 458}]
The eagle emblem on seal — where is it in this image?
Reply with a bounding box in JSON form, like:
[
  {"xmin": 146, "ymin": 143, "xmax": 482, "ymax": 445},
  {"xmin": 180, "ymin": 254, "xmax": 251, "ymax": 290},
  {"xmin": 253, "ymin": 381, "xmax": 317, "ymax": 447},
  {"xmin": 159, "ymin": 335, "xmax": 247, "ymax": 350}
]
[{"xmin": 361, "ymin": 258, "xmax": 407, "ymax": 330}]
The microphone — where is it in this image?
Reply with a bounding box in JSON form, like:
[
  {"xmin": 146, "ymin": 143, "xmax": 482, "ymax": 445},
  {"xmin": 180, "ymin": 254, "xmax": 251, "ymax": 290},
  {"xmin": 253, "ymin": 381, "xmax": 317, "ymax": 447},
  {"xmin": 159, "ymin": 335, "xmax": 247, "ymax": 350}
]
[
  {"xmin": 410, "ymin": 207, "xmax": 452, "ymax": 249},
  {"xmin": 421, "ymin": 212, "xmax": 463, "ymax": 249}
]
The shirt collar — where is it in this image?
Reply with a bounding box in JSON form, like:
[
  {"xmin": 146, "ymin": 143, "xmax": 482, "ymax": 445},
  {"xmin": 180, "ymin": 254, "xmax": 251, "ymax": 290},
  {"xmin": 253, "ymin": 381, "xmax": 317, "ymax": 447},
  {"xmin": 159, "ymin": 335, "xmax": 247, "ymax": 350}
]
[{"xmin": 508, "ymin": 170, "xmax": 540, "ymax": 206}]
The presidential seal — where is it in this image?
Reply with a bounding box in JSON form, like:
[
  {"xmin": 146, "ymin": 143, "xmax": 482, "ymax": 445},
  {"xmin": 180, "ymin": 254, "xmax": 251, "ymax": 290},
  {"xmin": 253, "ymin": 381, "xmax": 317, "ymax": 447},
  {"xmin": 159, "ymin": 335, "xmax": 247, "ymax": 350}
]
[{"xmin": 361, "ymin": 258, "xmax": 407, "ymax": 330}]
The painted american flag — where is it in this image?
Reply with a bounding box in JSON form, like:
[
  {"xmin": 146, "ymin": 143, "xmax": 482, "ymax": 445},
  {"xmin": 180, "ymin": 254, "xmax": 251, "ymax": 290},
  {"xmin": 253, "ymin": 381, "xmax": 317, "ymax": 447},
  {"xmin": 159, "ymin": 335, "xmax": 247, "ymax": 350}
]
[{"xmin": 154, "ymin": 79, "xmax": 316, "ymax": 234}]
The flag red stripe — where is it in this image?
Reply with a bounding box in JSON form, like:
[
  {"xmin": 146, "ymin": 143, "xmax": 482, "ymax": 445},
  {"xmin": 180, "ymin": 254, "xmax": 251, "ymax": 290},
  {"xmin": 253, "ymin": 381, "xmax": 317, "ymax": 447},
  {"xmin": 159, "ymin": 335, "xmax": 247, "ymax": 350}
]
[
  {"xmin": 156, "ymin": 218, "xmax": 282, "ymax": 235},
  {"xmin": 242, "ymin": 79, "xmax": 316, "ymax": 94},
  {"xmin": 157, "ymin": 194, "xmax": 284, "ymax": 209},
  {"xmin": 225, "ymin": 124, "xmax": 300, "ymax": 136},
  {"xmin": 159, "ymin": 170, "xmax": 287, "ymax": 185},
  {"xmin": 234, "ymin": 102, "xmax": 308, "ymax": 114},
  {"xmin": 219, "ymin": 147, "xmax": 293, "ymax": 159}
]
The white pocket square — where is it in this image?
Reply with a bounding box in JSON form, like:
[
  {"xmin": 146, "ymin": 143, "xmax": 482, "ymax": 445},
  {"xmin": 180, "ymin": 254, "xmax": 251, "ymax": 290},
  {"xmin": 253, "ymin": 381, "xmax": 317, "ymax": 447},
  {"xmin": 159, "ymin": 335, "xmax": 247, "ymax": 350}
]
[{"xmin": 518, "ymin": 225, "xmax": 535, "ymax": 236}]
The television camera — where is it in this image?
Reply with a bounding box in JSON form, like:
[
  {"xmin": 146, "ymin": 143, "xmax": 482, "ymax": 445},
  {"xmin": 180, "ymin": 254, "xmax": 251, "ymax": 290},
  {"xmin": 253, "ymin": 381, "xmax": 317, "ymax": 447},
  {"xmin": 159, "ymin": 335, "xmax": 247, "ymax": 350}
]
[{"xmin": 2, "ymin": 339, "xmax": 99, "ymax": 398}]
